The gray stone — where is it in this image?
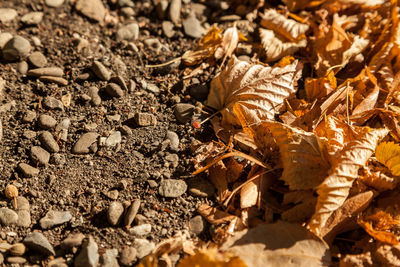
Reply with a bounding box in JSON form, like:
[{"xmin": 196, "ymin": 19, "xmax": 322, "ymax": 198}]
[
  {"xmin": 0, "ymin": 8, "xmax": 18, "ymax": 23},
  {"xmin": 23, "ymin": 130, "xmax": 37, "ymax": 139},
  {"xmin": 23, "ymin": 232, "xmax": 55, "ymax": 256},
  {"xmin": 2, "ymin": 36, "xmax": 31, "ymax": 61},
  {"xmin": 169, "ymin": 0, "xmax": 181, "ymax": 24},
  {"xmin": 39, "ymin": 76, "xmax": 68, "ymax": 85},
  {"xmin": 51, "ymin": 153, "xmax": 66, "ymax": 166},
  {"xmin": 18, "ymin": 163, "xmax": 39, "ymax": 178},
  {"xmin": 120, "ymin": 246, "xmax": 137, "ymax": 266},
  {"xmin": 40, "ymin": 210, "xmax": 72, "ymax": 229},
  {"xmin": 134, "ymin": 214, "xmax": 148, "ymax": 225},
  {"xmin": 105, "ymin": 131, "xmax": 121, "ymax": 147},
  {"xmin": 100, "ymin": 248, "xmax": 119, "ymax": 267},
  {"xmin": 110, "ymin": 75, "xmax": 128, "ymax": 91},
  {"xmin": 162, "ymin": 21, "xmax": 175, "ymax": 38},
  {"xmin": 43, "ymin": 96, "xmax": 64, "ymax": 110},
  {"xmin": 123, "ymin": 199, "xmax": 141, "ymax": 227},
  {"xmin": 187, "ymin": 176, "xmax": 215, "ymax": 197},
  {"xmin": 107, "ymin": 201, "xmax": 124, "ymax": 226},
  {"xmin": 7, "ymin": 256, "xmax": 27, "ymax": 264},
  {"xmin": 0, "ymin": 32, "xmax": 13, "ymax": 49},
  {"xmin": 88, "ymin": 86, "xmax": 101, "ymax": 106},
  {"xmin": 133, "ymin": 239, "xmax": 154, "ymax": 259},
  {"xmin": 45, "ymin": 0, "xmax": 64, "ymax": 7},
  {"xmin": 38, "ymin": 114, "xmax": 57, "ymax": 129},
  {"xmin": 129, "ymin": 224, "xmax": 151, "ymax": 236},
  {"xmin": 118, "ymin": 0, "xmax": 134, "ymax": 7},
  {"xmin": 134, "ymin": 112, "xmax": 157, "ymax": 126},
  {"xmin": 22, "ymin": 110, "xmax": 36, "ymax": 123},
  {"xmin": 91, "ymin": 61, "xmax": 111, "ymax": 81},
  {"xmin": 75, "ymin": 0, "xmax": 105, "ymax": 22},
  {"xmin": 174, "ymin": 103, "xmax": 195, "ymax": 123},
  {"xmin": 116, "ymin": 23, "xmax": 139, "ymax": 41},
  {"xmin": 61, "ymin": 233, "xmax": 85, "ymax": 250},
  {"xmin": 16, "ymin": 210, "xmax": 31, "ymax": 227},
  {"xmin": 72, "ymin": 132, "xmax": 99, "ymax": 154},
  {"xmin": 13, "ymin": 196, "xmax": 30, "ymax": 211},
  {"xmin": 74, "ymin": 236, "xmax": 99, "ymax": 267},
  {"xmin": 9, "ymin": 243, "xmax": 26, "ymax": 256},
  {"xmin": 0, "ymin": 208, "xmax": 18, "ymax": 226},
  {"xmin": 183, "ymin": 13, "xmax": 205, "ymax": 38},
  {"xmin": 121, "ymin": 7, "xmax": 135, "ymax": 17},
  {"xmin": 39, "ymin": 131, "xmax": 60, "ymax": 153},
  {"xmin": 21, "ymin": 12, "xmax": 43, "ymax": 25},
  {"xmin": 30, "ymin": 146, "xmax": 50, "ymax": 166},
  {"xmin": 28, "ymin": 67, "xmax": 63, "ymax": 77},
  {"xmin": 166, "ymin": 131, "xmax": 179, "ymax": 151},
  {"xmin": 105, "ymin": 83, "xmax": 123, "ymax": 98},
  {"xmin": 28, "ymin": 51, "xmax": 47, "ymax": 67},
  {"xmin": 104, "ymin": 189, "xmax": 119, "ymax": 200},
  {"xmin": 159, "ymin": 179, "xmax": 187, "ymax": 197},
  {"xmin": 140, "ymin": 80, "xmax": 160, "ymax": 94},
  {"xmin": 17, "ymin": 61, "xmax": 28, "ymax": 75},
  {"xmin": 189, "ymin": 215, "xmax": 205, "ymax": 235}
]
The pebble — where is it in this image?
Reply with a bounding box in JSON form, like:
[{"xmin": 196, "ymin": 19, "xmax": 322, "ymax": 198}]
[
  {"xmin": 147, "ymin": 180, "xmax": 158, "ymax": 188},
  {"xmin": 134, "ymin": 214, "xmax": 148, "ymax": 225},
  {"xmin": 16, "ymin": 210, "xmax": 31, "ymax": 227},
  {"xmin": 104, "ymin": 189, "xmax": 119, "ymax": 200},
  {"xmin": 21, "ymin": 12, "xmax": 44, "ymax": 25},
  {"xmin": 32, "ymin": 36, "xmax": 41, "ymax": 46},
  {"xmin": 129, "ymin": 224, "xmax": 152, "ymax": 236},
  {"xmin": 134, "ymin": 112, "xmax": 157, "ymax": 126},
  {"xmin": 166, "ymin": 131, "xmax": 179, "ymax": 151},
  {"xmin": 174, "ymin": 103, "xmax": 195, "ymax": 123},
  {"xmin": 183, "ymin": 13, "xmax": 205, "ymax": 38},
  {"xmin": 140, "ymin": 80, "xmax": 160, "ymax": 94},
  {"xmin": 119, "ymin": 125, "xmax": 132, "ymax": 136},
  {"xmin": 30, "ymin": 146, "xmax": 50, "ymax": 166},
  {"xmin": 116, "ymin": 23, "xmax": 139, "ymax": 41},
  {"xmin": 0, "ymin": 8, "xmax": 17, "ymax": 23},
  {"xmin": 120, "ymin": 246, "xmax": 137, "ymax": 266},
  {"xmin": 169, "ymin": 0, "xmax": 181, "ymax": 24},
  {"xmin": 13, "ymin": 196, "xmax": 30, "ymax": 211},
  {"xmin": 44, "ymin": 96, "xmax": 64, "ymax": 110},
  {"xmin": 49, "ymin": 258, "xmax": 68, "ymax": 267},
  {"xmin": 123, "ymin": 199, "xmax": 141, "ymax": 227},
  {"xmin": 38, "ymin": 114, "xmax": 57, "ymax": 129},
  {"xmin": 72, "ymin": 132, "xmax": 99, "ymax": 154},
  {"xmin": 61, "ymin": 233, "xmax": 85, "ymax": 250},
  {"xmin": 88, "ymin": 86, "xmax": 102, "ymax": 106},
  {"xmin": 28, "ymin": 52, "xmax": 46, "ymax": 67},
  {"xmin": 187, "ymin": 176, "xmax": 215, "ymax": 197},
  {"xmin": 28, "ymin": 67, "xmax": 63, "ymax": 77},
  {"xmin": 0, "ymin": 254, "xmax": 3, "ymax": 265},
  {"xmin": 189, "ymin": 84, "xmax": 209, "ymax": 101},
  {"xmin": 40, "ymin": 210, "xmax": 72, "ymax": 229},
  {"xmin": 0, "ymin": 208, "xmax": 18, "ymax": 226},
  {"xmin": 118, "ymin": 0, "xmax": 134, "ymax": 7},
  {"xmin": 39, "ymin": 76, "xmax": 69, "ymax": 85},
  {"xmin": 23, "ymin": 130, "xmax": 36, "ymax": 139},
  {"xmin": 134, "ymin": 239, "xmax": 154, "ymax": 259},
  {"xmin": 23, "ymin": 232, "xmax": 55, "ymax": 256},
  {"xmin": 9, "ymin": 243, "xmax": 26, "ymax": 256},
  {"xmin": 100, "ymin": 249, "xmax": 119, "ymax": 267},
  {"xmin": 107, "ymin": 201, "xmax": 124, "ymax": 226},
  {"xmin": 159, "ymin": 179, "xmax": 187, "ymax": 197},
  {"xmin": 2, "ymin": 36, "xmax": 31, "ymax": 61},
  {"xmin": 7, "ymin": 256, "xmax": 26, "ymax": 264},
  {"xmin": 105, "ymin": 131, "xmax": 121, "ymax": 147},
  {"xmin": 121, "ymin": 7, "xmax": 135, "ymax": 17},
  {"xmin": 17, "ymin": 61, "xmax": 28, "ymax": 75},
  {"xmin": 162, "ymin": 21, "xmax": 175, "ymax": 38},
  {"xmin": 45, "ymin": 0, "xmax": 64, "ymax": 7},
  {"xmin": 39, "ymin": 131, "xmax": 60, "ymax": 153},
  {"xmin": 189, "ymin": 215, "xmax": 205, "ymax": 235},
  {"xmin": 18, "ymin": 163, "xmax": 39, "ymax": 178},
  {"xmin": 75, "ymin": 0, "xmax": 105, "ymax": 22},
  {"xmin": 0, "ymin": 32, "xmax": 13, "ymax": 49},
  {"xmin": 91, "ymin": 61, "xmax": 111, "ymax": 81},
  {"xmin": 110, "ymin": 75, "xmax": 128, "ymax": 91},
  {"xmin": 74, "ymin": 236, "xmax": 99, "ymax": 267},
  {"xmin": 105, "ymin": 83, "xmax": 124, "ymax": 98}
]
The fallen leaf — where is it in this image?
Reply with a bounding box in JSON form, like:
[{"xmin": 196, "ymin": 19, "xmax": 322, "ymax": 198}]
[
  {"xmin": 178, "ymin": 248, "xmax": 248, "ymax": 267},
  {"xmin": 197, "ymin": 204, "xmax": 238, "ymax": 226},
  {"xmin": 375, "ymin": 141, "xmax": 400, "ymax": 176},
  {"xmin": 339, "ymin": 252, "xmax": 374, "ymax": 267}
]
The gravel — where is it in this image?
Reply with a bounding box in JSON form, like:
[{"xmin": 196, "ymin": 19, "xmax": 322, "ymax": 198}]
[
  {"xmin": 75, "ymin": 0, "xmax": 105, "ymax": 22},
  {"xmin": 158, "ymin": 179, "xmax": 187, "ymax": 197},
  {"xmin": 74, "ymin": 236, "xmax": 99, "ymax": 267},
  {"xmin": 2, "ymin": 36, "xmax": 31, "ymax": 61},
  {"xmin": 0, "ymin": 208, "xmax": 18, "ymax": 226},
  {"xmin": 39, "ymin": 210, "xmax": 72, "ymax": 229},
  {"xmin": 23, "ymin": 232, "xmax": 55, "ymax": 256}
]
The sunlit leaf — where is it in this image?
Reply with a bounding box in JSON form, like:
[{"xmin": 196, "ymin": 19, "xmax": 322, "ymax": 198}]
[
  {"xmin": 178, "ymin": 248, "xmax": 248, "ymax": 267},
  {"xmin": 376, "ymin": 141, "xmax": 400, "ymax": 176}
]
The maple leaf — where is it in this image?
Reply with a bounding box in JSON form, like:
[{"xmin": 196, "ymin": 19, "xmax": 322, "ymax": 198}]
[
  {"xmin": 308, "ymin": 128, "xmax": 389, "ymax": 236},
  {"xmin": 206, "ymin": 56, "xmax": 303, "ymax": 126},
  {"xmin": 375, "ymin": 141, "xmax": 400, "ymax": 176}
]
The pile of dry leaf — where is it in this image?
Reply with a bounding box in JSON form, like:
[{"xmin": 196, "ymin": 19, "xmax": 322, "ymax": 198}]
[{"xmin": 141, "ymin": 0, "xmax": 400, "ymax": 266}]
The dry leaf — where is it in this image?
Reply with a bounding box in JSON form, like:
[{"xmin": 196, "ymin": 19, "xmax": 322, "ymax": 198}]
[
  {"xmin": 339, "ymin": 252, "xmax": 374, "ymax": 267},
  {"xmin": 215, "ymin": 24, "xmax": 239, "ymax": 66},
  {"xmin": 359, "ymin": 166, "xmax": 399, "ymax": 191},
  {"xmin": 206, "ymin": 56, "xmax": 303, "ymax": 126},
  {"xmin": 359, "ymin": 210, "xmax": 399, "ymax": 245},
  {"xmin": 220, "ymin": 221, "xmax": 331, "ymax": 267},
  {"xmin": 197, "ymin": 204, "xmax": 238, "ymax": 226},
  {"xmin": 281, "ymin": 197, "xmax": 317, "ymax": 222},
  {"xmin": 305, "ymin": 71, "xmax": 337, "ymax": 100},
  {"xmin": 240, "ymin": 178, "xmax": 260, "ymax": 209},
  {"xmin": 178, "ymin": 248, "xmax": 247, "ymax": 267},
  {"xmin": 374, "ymin": 243, "xmax": 400, "ymax": 266},
  {"xmin": 308, "ymin": 128, "xmax": 389, "ymax": 236},
  {"xmin": 375, "ymin": 141, "xmax": 400, "ymax": 176}
]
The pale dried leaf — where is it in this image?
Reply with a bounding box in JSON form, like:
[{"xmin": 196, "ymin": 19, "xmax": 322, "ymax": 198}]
[
  {"xmin": 308, "ymin": 128, "xmax": 389, "ymax": 236},
  {"xmin": 197, "ymin": 204, "xmax": 237, "ymax": 225},
  {"xmin": 341, "ymin": 35, "xmax": 369, "ymax": 68},
  {"xmin": 218, "ymin": 25, "xmax": 239, "ymax": 66},
  {"xmin": 206, "ymin": 56, "xmax": 302, "ymax": 126},
  {"xmin": 369, "ymin": 42, "xmax": 394, "ymax": 73},
  {"xmin": 281, "ymin": 197, "xmax": 317, "ymax": 222},
  {"xmin": 339, "ymin": 0, "xmax": 385, "ymax": 6},
  {"xmin": 339, "ymin": 252, "xmax": 374, "ymax": 267},
  {"xmin": 240, "ymin": 178, "xmax": 259, "ymax": 209},
  {"xmin": 352, "ymin": 85, "xmax": 379, "ymax": 115},
  {"xmin": 359, "ymin": 166, "xmax": 399, "ymax": 191}
]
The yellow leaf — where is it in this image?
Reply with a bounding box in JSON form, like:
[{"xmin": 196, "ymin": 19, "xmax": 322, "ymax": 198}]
[
  {"xmin": 178, "ymin": 248, "xmax": 248, "ymax": 267},
  {"xmin": 376, "ymin": 142, "xmax": 400, "ymax": 176}
]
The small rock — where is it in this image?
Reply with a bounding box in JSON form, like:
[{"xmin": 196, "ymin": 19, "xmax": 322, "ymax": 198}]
[
  {"xmin": 39, "ymin": 131, "xmax": 60, "ymax": 153},
  {"xmin": 129, "ymin": 224, "xmax": 152, "ymax": 236},
  {"xmin": 0, "ymin": 8, "xmax": 18, "ymax": 23},
  {"xmin": 2, "ymin": 36, "xmax": 31, "ymax": 61},
  {"xmin": 147, "ymin": 180, "xmax": 158, "ymax": 188},
  {"xmin": 119, "ymin": 125, "xmax": 132, "ymax": 136},
  {"xmin": 23, "ymin": 130, "xmax": 36, "ymax": 139},
  {"xmin": 144, "ymin": 38, "xmax": 166, "ymax": 54},
  {"xmin": 183, "ymin": 13, "xmax": 205, "ymax": 38},
  {"xmin": 0, "ymin": 208, "xmax": 18, "ymax": 226},
  {"xmin": 49, "ymin": 258, "xmax": 68, "ymax": 267},
  {"xmin": 28, "ymin": 67, "xmax": 63, "ymax": 77},
  {"xmin": 110, "ymin": 75, "xmax": 128, "ymax": 91},
  {"xmin": 75, "ymin": 0, "xmax": 105, "ymax": 22},
  {"xmin": 0, "ymin": 32, "xmax": 13, "ymax": 49},
  {"xmin": 100, "ymin": 249, "xmax": 119, "ymax": 267},
  {"xmin": 39, "ymin": 76, "xmax": 68, "ymax": 85},
  {"xmin": 118, "ymin": 0, "xmax": 134, "ymax": 7},
  {"xmin": 187, "ymin": 176, "xmax": 215, "ymax": 197},
  {"xmin": 123, "ymin": 199, "xmax": 141, "ymax": 227},
  {"xmin": 189, "ymin": 84, "xmax": 209, "ymax": 101},
  {"xmin": 105, "ymin": 83, "xmax": 124, "ymax": 98},
  {"xmin": 140, "ymin": 80, "xmax": 160, "ymax": 94},
  {"xmin": 134, "ymin": 214, "xmax": 148, "ymax": 225},
  {"xmin": 21, "ymin": 12, "xmax": 43, "ymax": 25},
  {"xmin": 105, "ymin": 131, "xmax": 122, "ymax": 147},
  {"xmin": 134, "ymin": 113, "xmax": 157, "ymax": 126},
  {"xmin": 119, "ymin": 246, "xmax": 137, "ymax": 266},
  {"xmin": 18, "ymin": 163, "xmax": 39, "ymax": 178},
  {"xmin": 22, "ymin": 110, "xmax": 36, "ymax": 123},
  {"xmin": 88, "ymin": 86, "xmax": 102, "ymax": 106},
  {"xmin": 17, "ymin": 61, "xmax": 28, "ymax": 75},
  {"xmin": 74, "ymin": 236, "xmax": 99, "ymax": 267},
  {"xmin": 169, "ymin": 0, "xmax": 181, "ymax": 24},
  {"xmin": 91, "ymin": 61, "xmax": 111, "ymax": 81},
  {"xmin": 7, "ymin": 256, "xmax": 27, "ymax": 264},
  {"xmin": 43, "ymin": 96, "xmax": 64, "ymax": 110},
  {"xmin": 162, "ymin": 21, "xmax": 175, "ymax": 38},
  {"xmin": 189, "ymin": 215, "xmax": 205, "ymax": 235},
  {"xmin": 23, "ymin": 232, "xmax": 55, "ymax": 256},
  {"xmin": 45, "ymin": 0, "xmax": 64, "ymax": 7},
  {"xmin": 116, "ymin": 23, "xmax": 139, "ymax": 41},
  {"xmin": 61, "ymin": 233, "xmax": 85, "ymax": 250},
  {"xmin": 174, "ymin": 103, "xmax": 195, "ymax": 123},
  {"xmin": 13, "ymin": 196, "xmax": 30, "ymax": 211},
  {"xmin": 121, "ymin": 7, "xmax": 135, "ymax": 17},
  {"xmin": 166, "ymin": 131, "xmax": 179, "ymax": 151},
  {"xmin": 104, "ymin": 189, "xmax": 119, "ymax": 200},
  {"xmin": 30, "ymin": 146, "xmax": 50, "ymax": 166},
  {"xmin": 40, "ymin": 210, "xmax": 72, "ymax": 229},
  {"xmin": 51, "ymin": 153, "xmax": 66, "ymax": 166},
  {"xmin": 16, "ymin": 210, "xmax": 31, "ymax": 227},
  {"xmin": 159, "ymin": 179, "xmax": 187, "ymax": 197},
  {"xmin": 134, "ymin": 239, "xmax": 154, "ymax": 259},
  {"xmin": 107, "ymin": 201, "xmax": 124, "ymax": 226},
  {"xmin": 9, "ymin": 243, "xmax": 26, "ymax": 256},
  {"xmin": 72, "ymin": 132, "xmax": 99, "ymax": 154},
  {"xmin": 37, "ymin": 114, "xmax": 57, "ymax": 129}
]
